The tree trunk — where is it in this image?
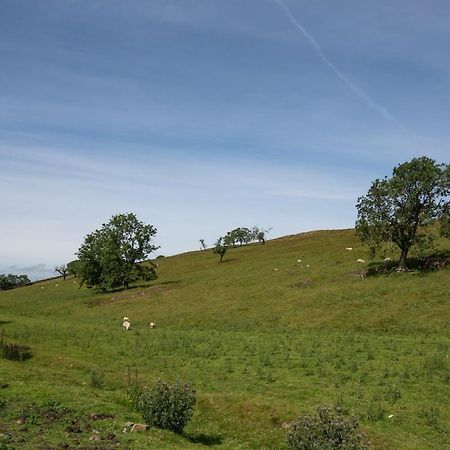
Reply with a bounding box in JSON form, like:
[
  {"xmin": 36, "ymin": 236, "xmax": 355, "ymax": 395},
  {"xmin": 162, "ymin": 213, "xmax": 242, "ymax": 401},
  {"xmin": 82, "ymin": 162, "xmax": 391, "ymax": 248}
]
[
  {"xmin": 220, "ymin": 253, "xmax": 224, "ymax": 262},
  {"xmin": 398, "ymin": 247, "xmax": 409, "ymax": 271}
]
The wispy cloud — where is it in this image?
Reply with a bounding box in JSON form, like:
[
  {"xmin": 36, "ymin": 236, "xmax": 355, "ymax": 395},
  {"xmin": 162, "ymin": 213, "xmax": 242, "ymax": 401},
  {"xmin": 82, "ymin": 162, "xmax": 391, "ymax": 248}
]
[{"xmin": 272, "ymin": 0, "xmax": 408, "ymax": 132}]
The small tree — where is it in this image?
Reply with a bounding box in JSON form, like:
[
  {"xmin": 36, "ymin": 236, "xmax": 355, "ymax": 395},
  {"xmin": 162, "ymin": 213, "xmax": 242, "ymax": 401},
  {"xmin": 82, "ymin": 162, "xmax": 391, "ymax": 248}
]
[
  {"xmin": 213, "ymin": 237, "xmax": 228, "ymax": 262},
  {"xmin": 55, "ymin": 264, "xmax": 68, "ymax": 280},
  {"xmin": 252, "ymin": 226, "xmax": 272, "ymax": 244},
  {"xmin": 199, "ymin": 239, "xmax": 207, "ymax": 250},
  {"xmin": 76, "ymin": 213, "xmax": 159, "ymax": 291},
  {"xmin": 356, "ymin": 157, "xmax": 449, "ymax": 271}
]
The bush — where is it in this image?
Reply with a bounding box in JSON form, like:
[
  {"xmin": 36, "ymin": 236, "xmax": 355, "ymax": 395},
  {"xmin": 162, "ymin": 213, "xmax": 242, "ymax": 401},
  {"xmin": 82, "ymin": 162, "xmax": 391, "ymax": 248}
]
[
  {"xmin": 286, "ymin": 405, "xmax": 371, "ymax": 450},
  {"xmin": 0, "ymin": 337, "xmax": 32, "ymax": 361},
  {"xmin": 137, "ymin": 380, "xmax": 196, "ymax": 434}
]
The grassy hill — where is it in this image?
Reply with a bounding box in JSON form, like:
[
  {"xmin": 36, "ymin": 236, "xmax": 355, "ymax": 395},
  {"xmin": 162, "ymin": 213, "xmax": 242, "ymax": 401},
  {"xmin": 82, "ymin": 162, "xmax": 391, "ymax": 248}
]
[{"xmin": 0, "ymin": 228, "xmax": 449, "ymax": 449}]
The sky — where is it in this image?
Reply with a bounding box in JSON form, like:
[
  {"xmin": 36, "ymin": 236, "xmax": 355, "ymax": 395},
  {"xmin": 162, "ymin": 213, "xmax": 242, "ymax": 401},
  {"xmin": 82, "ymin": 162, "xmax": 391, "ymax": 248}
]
[{"xmin": 1, "ymin": 0, "xmax": 449, "ymax": 280}]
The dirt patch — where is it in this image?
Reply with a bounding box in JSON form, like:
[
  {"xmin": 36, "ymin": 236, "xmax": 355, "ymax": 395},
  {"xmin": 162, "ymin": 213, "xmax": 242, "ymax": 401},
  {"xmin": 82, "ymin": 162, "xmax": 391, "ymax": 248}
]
[{"xmin": 90, "ymin": 413, "xmax": 114, "ymax": 421}]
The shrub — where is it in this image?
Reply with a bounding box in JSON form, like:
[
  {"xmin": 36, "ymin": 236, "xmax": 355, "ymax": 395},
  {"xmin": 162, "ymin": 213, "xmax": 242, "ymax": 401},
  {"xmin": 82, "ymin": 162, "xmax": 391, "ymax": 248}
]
[
  {"xmin": 137, "ymin": 380, "xmax": 196, "ymax": 433},
  {"xmin": 286, "ymin": 405, "xmax": 371, "ymax": 450},
  {"xmin": 0, "ymin": 338, "xmax": 32, "ymax": 361}
]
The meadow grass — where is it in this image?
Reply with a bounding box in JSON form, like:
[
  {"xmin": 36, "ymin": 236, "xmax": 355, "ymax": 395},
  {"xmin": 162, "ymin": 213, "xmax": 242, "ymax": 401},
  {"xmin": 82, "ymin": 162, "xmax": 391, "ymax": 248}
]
[{"xmin": 0, "ymin": 228, "xmax": 449, "ymax": 449}]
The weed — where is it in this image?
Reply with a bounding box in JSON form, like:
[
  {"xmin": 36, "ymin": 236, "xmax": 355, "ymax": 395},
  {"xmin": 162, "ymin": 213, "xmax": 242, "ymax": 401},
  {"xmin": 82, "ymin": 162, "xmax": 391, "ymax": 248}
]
[
  {"xmin": 90, "ymin": 369, "xmax": 105, "ymax": 389},
  {"xmin": 366, "ymin": 402, "xmax": 385, "ymax": 422}
]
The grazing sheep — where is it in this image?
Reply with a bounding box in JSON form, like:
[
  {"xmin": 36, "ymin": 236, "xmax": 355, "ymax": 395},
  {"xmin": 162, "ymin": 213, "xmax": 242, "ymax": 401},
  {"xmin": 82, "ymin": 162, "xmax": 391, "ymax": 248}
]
[
  {"xmin": 384, "ymin": 257, "xmax": 391, "ymax": 261},
  {"xmin": 357, "ymin": 258, "xmax": 365, "ymax": 263},
  {"xmin": 346, "ymin": 247, "xmax": 353, "ymax": 251},
  {"xmin": 297, "ymin": 259, "xmax": 302, "ymax": 263},
  {"xmin": 122, "ymin": 317, "xmax": 131, "ymax": 330},
  {"xmin": 149, "ymin": 322, "xmax": 156, "ymax": 328}
]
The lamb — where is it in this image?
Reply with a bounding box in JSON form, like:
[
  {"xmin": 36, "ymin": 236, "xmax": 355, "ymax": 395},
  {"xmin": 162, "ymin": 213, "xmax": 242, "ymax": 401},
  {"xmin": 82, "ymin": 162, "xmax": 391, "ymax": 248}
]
[
  {"xmin": 357, "ymin": 258, "xmax": 365, "ymax": 263},
  {"xmin": 149, "ymin": 322, "xmax": 156, "ymax": 329},
  {"xmin": 122, "ymin": 317, "xmax": 131, "ymax": 330}
]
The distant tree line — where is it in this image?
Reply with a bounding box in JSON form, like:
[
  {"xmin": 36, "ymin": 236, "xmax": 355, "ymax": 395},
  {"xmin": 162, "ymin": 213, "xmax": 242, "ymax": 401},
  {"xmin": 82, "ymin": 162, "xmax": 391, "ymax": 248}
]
[
  {"xmin": 0, "ymin": 274, "xmax": 31, "ymax": 290},
  {"xmin": 213, "ymin": 226, "xmax": 271, "ymax": 262}
]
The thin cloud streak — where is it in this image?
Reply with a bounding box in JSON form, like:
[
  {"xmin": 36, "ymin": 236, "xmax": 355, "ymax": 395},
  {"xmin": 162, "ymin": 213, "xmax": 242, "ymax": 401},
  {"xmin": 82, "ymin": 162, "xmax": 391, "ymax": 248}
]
[{"xmin": 272, "ymin": 0, "xmax": 409, "ymax": 132}]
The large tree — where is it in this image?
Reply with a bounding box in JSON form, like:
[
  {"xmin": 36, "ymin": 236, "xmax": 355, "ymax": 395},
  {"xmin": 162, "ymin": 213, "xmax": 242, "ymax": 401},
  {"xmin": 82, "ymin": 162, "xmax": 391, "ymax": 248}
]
[
  {"xmin": 356, "ymin": 157, "xmax": 449, "ymax": 271},
  {"xmin": 77, "ymin": 213, "xmax": 159, "ymax": 291}
]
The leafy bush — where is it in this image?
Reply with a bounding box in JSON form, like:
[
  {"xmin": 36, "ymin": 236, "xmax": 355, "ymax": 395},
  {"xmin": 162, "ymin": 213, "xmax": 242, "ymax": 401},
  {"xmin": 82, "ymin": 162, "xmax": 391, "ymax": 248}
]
[
  {"xmin": 137, "ymin": 380, "xmax": 196, "ymax": 433},
  {"xmin": 286, "ymin": 405, "xmax": 371, "ymax": 450},
  {"xmin": 0, "ymin": 337, "xmax": 32, "ymax": 361}
]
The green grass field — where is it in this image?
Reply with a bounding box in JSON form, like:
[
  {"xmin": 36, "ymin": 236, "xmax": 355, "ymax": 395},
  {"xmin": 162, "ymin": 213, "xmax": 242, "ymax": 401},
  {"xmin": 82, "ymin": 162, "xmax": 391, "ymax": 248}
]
[{"xmin": 0, "ymin": 228, "xmax": 449, "ymax": 449}]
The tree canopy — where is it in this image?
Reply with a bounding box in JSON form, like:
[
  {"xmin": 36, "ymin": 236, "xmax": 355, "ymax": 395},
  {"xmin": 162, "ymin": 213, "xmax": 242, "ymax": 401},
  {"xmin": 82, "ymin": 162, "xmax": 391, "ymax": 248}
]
[
  {"xmin": 356, "ymin": 156, "xmax": 449, "ymax": 270},
  {"xmin": 76, "ymin": 213, "xmax": 159, "ymax": 291},
  {"xmin": 0, "ymin": 274, "xmax": 30, "ymax": 290}
]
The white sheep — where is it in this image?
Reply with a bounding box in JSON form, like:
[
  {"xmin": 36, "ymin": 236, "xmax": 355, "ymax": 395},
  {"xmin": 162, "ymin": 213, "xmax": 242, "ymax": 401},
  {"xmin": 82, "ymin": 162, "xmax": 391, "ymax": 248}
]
[
  {"xmin": 384, "ymin": 257, "xmax": 391, "ymax": 261},
  {"xmin": 149, "ymin": 322, "xmax": 156, "ymax": 328},
  {"xmin": 357, "ymin": 258, "xmax": 365, "ymax": 263},
  {"xmin": 122, "ymin": 317, "xmax": 131, "ymax": 330},
  {"xmin": 346, "ymin": 247, "xmax": 353, "ymax": 251}
]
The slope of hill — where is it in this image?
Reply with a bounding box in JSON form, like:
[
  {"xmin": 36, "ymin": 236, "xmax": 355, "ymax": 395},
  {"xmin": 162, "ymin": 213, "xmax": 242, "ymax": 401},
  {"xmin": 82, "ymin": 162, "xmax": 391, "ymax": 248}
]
[{"xmin": 0, "ymin": 228, "xmax": 449, "ymax": 449}]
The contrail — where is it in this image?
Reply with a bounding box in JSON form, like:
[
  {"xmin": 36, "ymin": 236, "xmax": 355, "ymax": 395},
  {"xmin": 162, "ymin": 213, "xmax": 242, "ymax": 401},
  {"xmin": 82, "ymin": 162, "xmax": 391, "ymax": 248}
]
[{"xmin": 273, "ymin": 0, "xmax": 408, "ymax": 132}]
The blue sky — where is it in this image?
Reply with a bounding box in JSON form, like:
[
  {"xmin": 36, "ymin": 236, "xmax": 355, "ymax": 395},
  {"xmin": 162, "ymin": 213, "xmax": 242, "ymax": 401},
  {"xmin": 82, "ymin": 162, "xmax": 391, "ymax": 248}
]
[{"xmin": 1, "ymin": 0, "xmax": 449, "ymax": 280}]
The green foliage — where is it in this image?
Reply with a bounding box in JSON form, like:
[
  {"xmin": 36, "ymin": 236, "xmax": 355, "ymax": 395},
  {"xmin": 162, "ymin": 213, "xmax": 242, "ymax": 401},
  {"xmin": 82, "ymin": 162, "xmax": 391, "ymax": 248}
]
[
  {"xmin": 0, "ymin": 337, "xmax": 32, "ymax": 361},
  {"xmin": 214, "ymin": 225, "xmax": 270, "ymax": 261},
  {"xmin": 76, "ymin": 213, "xmax": 159, "ymax": 291},
  {"xmin": 224, "ymin": 227, "xmax": 253, "ymax": 246},
  {"xmin": 136, "ymin": 380, "xmax": 196, "ymax": 434},
  {"xmin": 411, "ymin": 233, "xmax": 435, "ymax": 259},
  {"xmin": 356, "ymin": 157, "xmax": 449, "ymax": 270},
  {"xmin": 252, "ymin": 226, "xmax": 271, "ymax": 244},
  {"xmin": 67, "ymin": 260, "xmax": 81, "ymax": 277},
  {"xmin": 223, "ymin": 226, "xmax": 271, "ymax": 247},
  {"xmin": 286, "ymin": 405, "xmax": 371, "ymax": 450},
  {"xmin": 213, "ymin": 237, "xmax": 228, "ymax": 262},
  {"xmin": 0, "ymin": 273, "xmax": 30, "ymax": 290}
]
